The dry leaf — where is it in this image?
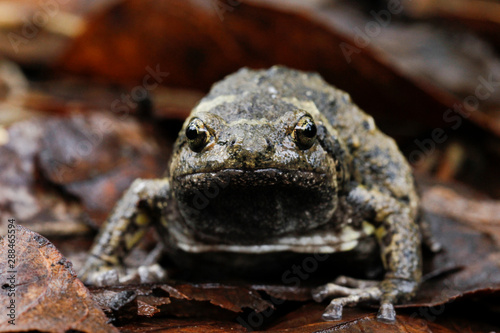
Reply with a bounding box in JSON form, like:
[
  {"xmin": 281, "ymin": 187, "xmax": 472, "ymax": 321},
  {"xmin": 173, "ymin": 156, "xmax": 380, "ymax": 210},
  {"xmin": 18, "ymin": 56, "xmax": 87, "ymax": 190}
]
[{"xmin": 0, "ymin": 225, "xmax": 118, "ymax": 332}]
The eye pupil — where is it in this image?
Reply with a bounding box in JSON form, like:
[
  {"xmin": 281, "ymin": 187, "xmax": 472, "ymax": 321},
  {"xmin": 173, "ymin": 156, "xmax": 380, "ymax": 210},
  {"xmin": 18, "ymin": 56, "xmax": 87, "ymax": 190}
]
[
  {"xmin": 302, "ymin": 121, "xmax": 317, "ymax": 138},
  {"xmin": 186, "ymin": 124, "xmax": 198, "ymax": 140},
  {"xmin": 293, "ymin": 115, "xmax": 317, "ymax": 150}
]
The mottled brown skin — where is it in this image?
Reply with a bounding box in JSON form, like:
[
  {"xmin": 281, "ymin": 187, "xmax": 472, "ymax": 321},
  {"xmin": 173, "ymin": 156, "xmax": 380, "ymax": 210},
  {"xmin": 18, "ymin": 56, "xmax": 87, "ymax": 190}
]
[{"xmin": 80, "ymin": 66, "xmax": 424, "ymax": 322}]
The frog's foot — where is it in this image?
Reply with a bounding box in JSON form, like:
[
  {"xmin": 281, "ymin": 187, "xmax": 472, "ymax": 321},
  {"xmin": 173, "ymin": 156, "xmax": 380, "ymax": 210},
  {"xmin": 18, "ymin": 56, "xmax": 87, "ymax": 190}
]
[
  {"xmin": 312, "ymin": 276, "xmax": 410, "ymax": 322},
  {"xmin": 312, "ymin": 280, "xmax": 383, "ymax": 321},
  {"xmin": 79, "ymin": 260, "xmax": 167, "ymax": 286},
  {"xmin": 120, "ymin": 264, "xmax": 167, "ymax": 284},
  {"xmin": 79, "ymin": 255, "xmax": 117, "ymax": 286}
]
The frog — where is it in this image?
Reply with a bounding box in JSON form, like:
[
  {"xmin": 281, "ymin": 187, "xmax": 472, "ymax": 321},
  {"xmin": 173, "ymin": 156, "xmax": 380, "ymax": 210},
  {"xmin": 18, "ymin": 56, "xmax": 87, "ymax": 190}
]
[{"xmin": 80, "ymin": 66, "xmax": 433, "ymax": 322}]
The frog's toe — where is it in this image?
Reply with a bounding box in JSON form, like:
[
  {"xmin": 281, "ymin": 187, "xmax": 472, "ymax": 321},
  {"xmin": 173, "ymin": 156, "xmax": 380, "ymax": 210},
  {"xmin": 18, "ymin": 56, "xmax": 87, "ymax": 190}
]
[
  {"xmin": 312, "ymin": 283, "xmax": 352, "ymax": 302},
  {"xmin": 322, "ymin": 301, "xmax": 343, "ymax": 320},
  {"xmin": 377, "ymin": 302, "xmax": 396, "ymax": 323},
  {"xmin": 94, "ymin": 268, "xmax": 121, "ymax": 286},
  {"xmin": 79, "ymin": 265, "xmax": 123, "ymax": 286},
  {"xmin": 321, "ymin": 288, "xmax": 381, "ymax": 321},
  {"xmin": 312, "ymin": 280, "xmax": 380, "ymax": 302},
  {"xmin": 312, "ymin": 284, "xmax": 331, "ymax": 302},
  {"xmin": 138, "ymin": 263, "xmax": 167, "ymax": 283},
  {"xmin": 313, "ymin": 284, "xmax": 383, "ymax": 321},
  {"xmin": 120, "ymin": 264, "xmax": 167, "ymax": 284},
  {"xmin": 79, "ymin": 260, "xmax": 123, "ymax": 286},
  {"xmin": 334, "ymin": 275, "xmax": 379, "ymax": 289}
]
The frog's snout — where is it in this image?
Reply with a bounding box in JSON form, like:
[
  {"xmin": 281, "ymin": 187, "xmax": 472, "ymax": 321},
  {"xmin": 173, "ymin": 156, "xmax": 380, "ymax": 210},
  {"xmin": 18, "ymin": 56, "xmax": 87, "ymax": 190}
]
[
  {"xmin": 228, "ymin": 135, "xmax": 273, "ymax": 157},
  {"xmin": 226, "ymin": 125, "xmax": 274, "ymax": 160}
]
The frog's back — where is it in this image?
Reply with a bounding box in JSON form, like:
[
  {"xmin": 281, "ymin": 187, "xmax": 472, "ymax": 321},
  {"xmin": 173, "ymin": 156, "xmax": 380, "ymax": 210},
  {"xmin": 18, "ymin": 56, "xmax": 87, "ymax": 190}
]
[{"xmin": 203, "ymin": 66, "xmax": 417, "ymax": 213}]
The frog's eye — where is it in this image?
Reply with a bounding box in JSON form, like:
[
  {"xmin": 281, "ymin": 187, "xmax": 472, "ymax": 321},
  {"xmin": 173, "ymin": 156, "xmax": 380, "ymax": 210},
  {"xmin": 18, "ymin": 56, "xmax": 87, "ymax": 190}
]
[
  {"xmin": 292, "ymin": 115, "xmax": 317, "ymax": 150},
  {"xmin": 186, "ymin": 118, "xmax": 210, "ymax": 152}
]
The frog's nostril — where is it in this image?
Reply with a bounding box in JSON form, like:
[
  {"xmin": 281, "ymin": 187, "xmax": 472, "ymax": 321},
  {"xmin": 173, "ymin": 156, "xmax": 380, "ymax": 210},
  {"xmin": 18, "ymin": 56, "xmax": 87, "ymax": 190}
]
[
  {"xmin": 265, "ymin": 138, "xmax": 273, "ymax": 150},
  {"xmin": 229, "ymin": 138, "xmax": 236, "ymax": 147}
]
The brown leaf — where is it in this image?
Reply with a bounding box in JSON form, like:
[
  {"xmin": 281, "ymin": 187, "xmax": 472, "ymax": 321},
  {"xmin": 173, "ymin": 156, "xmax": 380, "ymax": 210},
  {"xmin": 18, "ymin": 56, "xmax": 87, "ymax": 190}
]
[
  {"xmin": 118, "ymin": 317, "xmax": 248, "ymax": 333},
  {"xmin": 89, "ymin": 283, "xmax": 273, "ymax": 320},
  {"xmin": 0, "ymin": 117, "xmax": 88, "ymax": 237},
  {"xmin": 22, "ymin": 78, "xmax": 202, "ymax": 121},
  {"xmin": 422, "ymin": 185, "xmax": 500, "ymax": 245},
  {"xmin": 0, "ymin": 225, "xmax": 118, "ymax": 332},
  {"xmin": 251, "ymin": 285, "xmax": 311, "ymax": 302},
  {"xmin": 116, "ymin": 303, "xmax": 467, "ymax": 332},
  {"xmin": 264, "ymin": 303, "xmax": 458, "ymax": 333},
  {"xmin": 405, "ymin": 0, "xmax": 500, "ymax": 52},
  {"xmin": 171, "ymin": 283, "xmax": 273, "ymax": 313},
  {"xmin": 0, "ymin": 0, "xmax": 109, "ymax": 67}
]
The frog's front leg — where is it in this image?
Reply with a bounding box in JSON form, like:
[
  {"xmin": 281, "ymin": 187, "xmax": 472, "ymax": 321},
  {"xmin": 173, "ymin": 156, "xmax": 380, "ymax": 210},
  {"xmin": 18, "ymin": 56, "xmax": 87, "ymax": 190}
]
[
  {"xmin": 313, "ymin": 186, "xmax": 421, "ymax": 322},
  {"xmin": 79, "ymin": 178, "xmax": 171, "ymax": 286}
]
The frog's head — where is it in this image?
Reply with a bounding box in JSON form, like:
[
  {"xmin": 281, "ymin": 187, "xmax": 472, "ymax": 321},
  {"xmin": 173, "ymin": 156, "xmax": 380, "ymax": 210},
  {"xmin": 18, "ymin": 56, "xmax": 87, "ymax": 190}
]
[{"xmin": 170, "ymin": 67, "xmax": 349, "ymax": 244}]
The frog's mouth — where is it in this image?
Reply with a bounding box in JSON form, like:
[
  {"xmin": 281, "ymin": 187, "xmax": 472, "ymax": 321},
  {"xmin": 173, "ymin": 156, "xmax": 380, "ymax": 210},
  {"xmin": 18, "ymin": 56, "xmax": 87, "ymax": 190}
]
[{"xmin": 173, "ymin": 168, "xmax": 337, "ymax": 244}]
